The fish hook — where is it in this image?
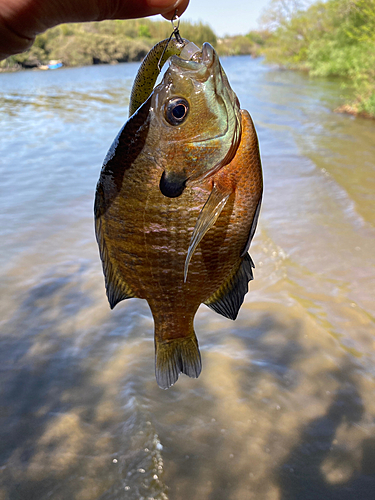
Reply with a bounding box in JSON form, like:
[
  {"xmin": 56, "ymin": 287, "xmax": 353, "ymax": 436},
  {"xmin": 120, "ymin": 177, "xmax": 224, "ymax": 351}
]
[
  {"xmin": 171, "ymin": 11, "xmax": 184, "ymax": 44},
  {"xmin": 157, "ymin": 10, "xmax": 184, "ymax": 72}
]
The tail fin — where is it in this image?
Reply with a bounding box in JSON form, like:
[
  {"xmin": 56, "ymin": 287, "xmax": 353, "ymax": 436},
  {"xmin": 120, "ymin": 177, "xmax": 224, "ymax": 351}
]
[{"xmin": 155, "ymin": 334, "xmax": 202, "ymax": 390}]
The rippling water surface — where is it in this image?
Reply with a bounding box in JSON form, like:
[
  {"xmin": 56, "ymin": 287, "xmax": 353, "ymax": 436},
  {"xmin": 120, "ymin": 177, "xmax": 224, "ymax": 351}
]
[{"xmin": 1, "ymin": 57, "xmax": 374, "ymax": 500}]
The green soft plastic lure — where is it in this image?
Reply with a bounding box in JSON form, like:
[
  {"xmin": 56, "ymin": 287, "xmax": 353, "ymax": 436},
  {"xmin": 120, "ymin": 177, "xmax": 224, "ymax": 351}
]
[{"xmin": 129, "ymin": 37, "xmax": 201, "ymax": 116}]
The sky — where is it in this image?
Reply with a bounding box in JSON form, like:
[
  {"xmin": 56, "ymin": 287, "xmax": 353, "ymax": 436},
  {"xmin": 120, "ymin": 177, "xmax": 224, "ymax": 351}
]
[{"xmin": 169, "ymin": 0, "xmax": 271, "ymax": 37}]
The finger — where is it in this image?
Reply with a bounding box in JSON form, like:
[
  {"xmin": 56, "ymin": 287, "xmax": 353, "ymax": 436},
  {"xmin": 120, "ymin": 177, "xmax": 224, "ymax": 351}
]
[
  {"xmin": 103, "ymin": 0, "xmax": 190, "ymax": 20},
  {"xmin": 161, "ymin": 0, "xmax": 190, "ymax": 20},
  {"xmin": 0, "ymin": 0, "xmax": 191, "ymax": 61},
  {"xmin": 0, "ymin": 20, "xmax": 34, "ymax": 59}
]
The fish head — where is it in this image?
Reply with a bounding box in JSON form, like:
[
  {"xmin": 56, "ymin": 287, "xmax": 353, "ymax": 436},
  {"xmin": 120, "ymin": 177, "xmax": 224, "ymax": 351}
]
[{"xmin": 149, "ymin": 43, "xmax": 241, "ymax": 198}]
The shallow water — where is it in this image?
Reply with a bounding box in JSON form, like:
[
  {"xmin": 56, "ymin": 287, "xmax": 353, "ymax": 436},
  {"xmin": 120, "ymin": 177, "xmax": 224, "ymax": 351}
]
[{"xmin": 0, "ymin": 57, "xmax": 374, "ymax": 500}]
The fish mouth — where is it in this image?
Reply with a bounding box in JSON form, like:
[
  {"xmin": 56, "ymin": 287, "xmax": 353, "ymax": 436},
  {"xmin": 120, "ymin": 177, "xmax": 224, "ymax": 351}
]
[
  {"xmin": 169, "ymin": 42, "xmax": 215, "ymax": 73},
  {"xmin": 159, "ymin": 171, "xmax": 187, "ymax": 198}
]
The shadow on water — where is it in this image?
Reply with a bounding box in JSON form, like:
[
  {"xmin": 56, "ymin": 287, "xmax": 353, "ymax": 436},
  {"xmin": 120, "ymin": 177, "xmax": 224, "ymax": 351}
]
[
  {"xmin": 277, "ymin": 368, "xmax": 375, "ymax": 500},
  {"xmin": 0, "ymin": 266, "xmax": 100, "ymax": 495},
  {"xmin": 164, "ymin": 362, "xmax": 375, "ymax": 500},
  {"xmin": 0, "ymin": 264, "xmax": 155, "ymax": 499},
  {"xmin": 0, "ymin": 264, "xmax": 303, "ymax": 500},
  {"xmin": 1, "ymin": 264, "xmax": 375, "ymax": 499},
  {"xmin": 152, "ymin": 318, "xmax": 307, "ymax": 500},
  {"xmin": 158, "ymin": 304, "xmax": 375, "ymax": 500}
]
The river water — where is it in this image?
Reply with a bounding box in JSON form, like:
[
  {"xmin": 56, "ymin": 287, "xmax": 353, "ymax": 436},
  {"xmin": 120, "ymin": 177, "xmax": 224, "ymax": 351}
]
[{"xmin": 0, "ymin": 56, "xmax": 374, "ymax": 500}]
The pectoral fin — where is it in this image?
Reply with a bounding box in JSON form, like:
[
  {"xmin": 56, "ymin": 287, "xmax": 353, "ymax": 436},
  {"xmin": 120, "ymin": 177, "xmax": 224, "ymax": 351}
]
[
  {"xmin": 184, "ymin": 184, "xmax": 230, "ymax": 281},
  {"xmin": 204, "ymin": 253, "xmax": 254, "ymax": 320}
]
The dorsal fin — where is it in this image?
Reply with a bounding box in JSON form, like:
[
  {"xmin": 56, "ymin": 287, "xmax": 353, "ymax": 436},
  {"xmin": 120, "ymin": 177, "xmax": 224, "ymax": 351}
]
[
  {"xmin": 94, "ymin": 96, "xmax": 152, "ymax": 216},
  {"xmin": 94, "ymin": 205, "xmax": 136, "ymax": 309},
  {"xmin": 204, "ymin": 253, "xmax": 254, "ymax": 320}
]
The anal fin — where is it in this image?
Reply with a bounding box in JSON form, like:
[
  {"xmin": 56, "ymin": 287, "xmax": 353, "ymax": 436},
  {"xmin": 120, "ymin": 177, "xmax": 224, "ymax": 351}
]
[
  {"xmin": 155, "ymin": 335, "xmax": 202, "ymax": 389},
  {"xmin": 204, "ymin": 253, "xmax": 254, "ymax": 320}
]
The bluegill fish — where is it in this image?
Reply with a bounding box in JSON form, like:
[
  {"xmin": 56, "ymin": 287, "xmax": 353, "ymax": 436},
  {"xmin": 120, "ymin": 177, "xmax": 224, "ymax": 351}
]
[{"xmin": 94, "ymin": 41, "xmax": 263, "ymax": 389}]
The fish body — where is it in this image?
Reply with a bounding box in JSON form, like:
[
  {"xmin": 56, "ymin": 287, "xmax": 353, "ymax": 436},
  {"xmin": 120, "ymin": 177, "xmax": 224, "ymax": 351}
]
[{"xmin": 95, "ymin": 43, "xmax": 263, "ymax": 388}]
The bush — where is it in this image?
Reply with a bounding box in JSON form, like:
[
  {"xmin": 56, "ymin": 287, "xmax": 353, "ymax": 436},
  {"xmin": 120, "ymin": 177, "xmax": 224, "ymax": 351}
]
[
  {"xmin": 0, "ymin": 19, "xmax": 217, "ymax": 70},
  {"xmin": 260, "ymin": 0, "xmax": 375, "ymax": 117}
]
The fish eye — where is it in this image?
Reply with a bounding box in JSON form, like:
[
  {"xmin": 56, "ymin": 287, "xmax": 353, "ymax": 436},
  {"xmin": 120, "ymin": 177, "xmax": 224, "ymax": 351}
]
[{"xmin": 165, "ymin": 98, "xmax": 189, "ymax": 126}]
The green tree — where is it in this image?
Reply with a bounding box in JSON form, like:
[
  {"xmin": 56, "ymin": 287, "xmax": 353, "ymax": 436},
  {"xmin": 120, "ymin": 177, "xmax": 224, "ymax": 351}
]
[
  {"xmin": 261, "ymin": 0, "xmax": 375, "ymax": 117},
  {"xmin": 138, "ymin": 24, "xmax": 151, "ymax": 38}
]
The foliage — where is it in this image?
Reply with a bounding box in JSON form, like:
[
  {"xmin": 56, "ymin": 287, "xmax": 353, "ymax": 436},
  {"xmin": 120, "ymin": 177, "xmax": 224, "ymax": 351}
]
[
  {"xmin": 0, "ymin": 19, "xmax": 217, "ymax": 70},
  {"xmin": 0, "ymin": 17, "xmax": 268, "ymax": 73},
  {"xmin": 259, "ymin": 0, "xmax": 313, "ymax": 31},
  {"xmin": 260, "ymin": 0, "xmax": 375, "ymax": 117},
  {"xmin": 215, "ymin": 31, "xmax": 268, "ymax": 57}
]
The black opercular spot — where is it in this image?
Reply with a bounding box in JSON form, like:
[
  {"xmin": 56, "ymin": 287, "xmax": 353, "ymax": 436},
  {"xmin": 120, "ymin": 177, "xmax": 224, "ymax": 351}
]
[
  {"xmin": 159, "ymin": 171, "xmax": 186, "ymax": 198},
  {"xmin": 165, "ymin": 98, "xmax": 189, "ymax": 126}
]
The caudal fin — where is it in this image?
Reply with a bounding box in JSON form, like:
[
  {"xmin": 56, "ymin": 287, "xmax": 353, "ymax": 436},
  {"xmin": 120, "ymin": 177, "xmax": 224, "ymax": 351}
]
[{"xmin": 155, "ymin": 335, "xmax": 202, "ymax": 390}]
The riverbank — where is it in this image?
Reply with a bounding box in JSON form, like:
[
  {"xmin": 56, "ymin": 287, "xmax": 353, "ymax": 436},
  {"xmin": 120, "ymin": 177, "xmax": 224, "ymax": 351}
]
[
  {"xmin": 335, "ymin": 104, "xmax": 375, "ymax": 120},
  {"xmin": 260, "ymin": 0, "xmax": 375, "ymax": 119},
  {"xmin": 2, "ymin": 5, "xmax": 374, "ymax": 121},
  {"xmin": 0, "ymin": 19, "xmax": 263, "ymax": 72}
]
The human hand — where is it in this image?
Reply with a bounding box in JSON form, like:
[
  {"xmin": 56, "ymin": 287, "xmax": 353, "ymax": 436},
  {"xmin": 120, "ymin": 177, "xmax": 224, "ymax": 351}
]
[{"xmin": 0, "ymin": 0, "xmax": 189, "ymax": 60}]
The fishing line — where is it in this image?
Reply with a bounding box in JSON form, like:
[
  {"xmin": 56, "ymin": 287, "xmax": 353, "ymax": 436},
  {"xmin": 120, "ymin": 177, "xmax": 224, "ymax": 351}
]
[{"xmin": 157, "ymin": 10, "xmax": 184, "ymax": 72}]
